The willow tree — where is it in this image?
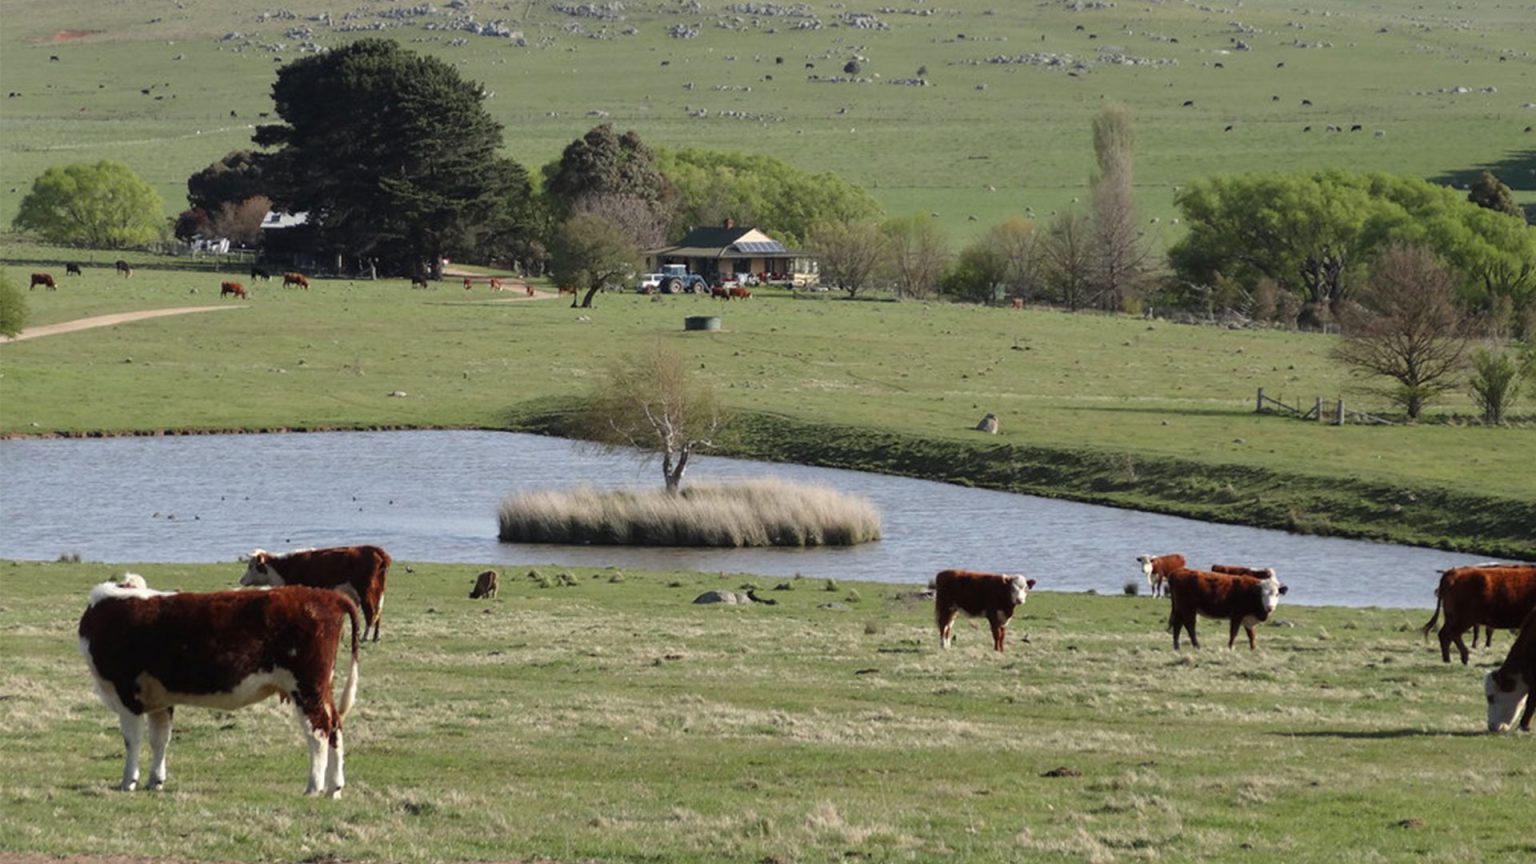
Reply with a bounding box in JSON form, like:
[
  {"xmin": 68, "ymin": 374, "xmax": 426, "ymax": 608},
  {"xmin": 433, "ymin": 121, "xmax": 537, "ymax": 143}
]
[
  {"xmin": 579, "ymin": 345, "xmax": 729, "ymax": 492},
  {"xmin": 12, "ymin": 161, "xmax": 164, "ymax": 248}
]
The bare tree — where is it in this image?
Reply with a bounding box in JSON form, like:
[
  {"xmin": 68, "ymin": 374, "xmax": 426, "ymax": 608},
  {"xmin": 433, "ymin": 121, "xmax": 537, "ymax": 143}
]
[
  {"xmin": 1041, "ymin": 208, "xmax": 1093, "ymax": 310},
  {"xmin": 580, "ymin": 344, "xmax": 730, "ymax": 492},
  {"xmin": 1334, "ymin": 244, "xmax": 1469, "ymax": 419},
  {"xmin": 881, "ymin": 215, "xmax": 950, "ymax": 300},
  {"xmin": 989, "ymin": 216, "xmax": 1043, "ymax": 303},
  {"xmin": 811, "ymin": 220, "xmax": 887, "ymax": 298},
  {"xmin": 1087, "ymin": 104, "xmax": 1151, "ymax": 311},
  {"xmin": 570, "ymin": 192, "xmax": 672, "ymax": 251},
  {"xmin": 210, "ymin": 195, "xmax": 272, "ymax": 246}
]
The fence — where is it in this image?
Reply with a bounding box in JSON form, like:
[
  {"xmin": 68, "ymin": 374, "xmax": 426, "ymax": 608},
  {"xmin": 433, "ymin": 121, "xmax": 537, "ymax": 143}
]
[{"xmin": 1254, "ymin": 387, "xmax": 1394, "ymax": 426}]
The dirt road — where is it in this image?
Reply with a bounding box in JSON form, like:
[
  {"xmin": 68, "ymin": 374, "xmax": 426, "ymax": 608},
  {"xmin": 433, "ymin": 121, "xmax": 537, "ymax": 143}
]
[{"xmin": 0, "ymin": 306, "xmax": 244, "ymax": 344}]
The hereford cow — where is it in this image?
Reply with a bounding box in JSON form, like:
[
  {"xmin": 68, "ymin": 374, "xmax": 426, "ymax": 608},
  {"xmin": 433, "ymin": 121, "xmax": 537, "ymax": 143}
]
[
  {"xmin": 283, "ymin": 271, "xmax": 310, "ymax": 290},
  {"xmin": 711, "ymin": 285, "xmax": 730, "ymax": 300},
  {"xmin": 728, "ymin": 286, "xmax": 752, "ymax": 300},
  {"xmin": 1137, "ymin": 553, "xmax": 1185, "ymax": 598},
  {"xmin": 77, "ymin": 575, "xmax": 361, "ymax": 796},
  {"xmin": 932, "ymin": 569, "xmax": 1036, "ymax": 652},
  {"xmin": 469, "ymin": 569, "xmax": 499, "ymax": 599},
  {"xmin": 114, "ymin": 260, "xmax": 133, "ymax": 277},
  {"xmin": 463, "ymin": 277, "xmax": 475, "ymax": 290},
  {"xmin": 220, "ymin": 281, "xmax": 247, "ymax": 299},
  {"xmin": 1485, "ymin": 604, "xmax": 1536, "ymax": 733},
  {"xmin": 1211, "ymin": 564, "xmax": 1276, "ymax": 579},
  {"xmin": 1164, "ymin": 567, "xmax": 1288, "ymax": 650},
  {"xmin": 29, "ymin": 272, "xmax": 56, "ymax": 290},
  {"xmin": 1422, "ymin": 564, "xmax": 1536, "ymax": 664},
  {"xmin": 241, "ymin": 545, "xmax": 392, "ymax": 642},
  {"xmin": 488, "ymin": 278, "xmax": 504, "ymax": 292}
]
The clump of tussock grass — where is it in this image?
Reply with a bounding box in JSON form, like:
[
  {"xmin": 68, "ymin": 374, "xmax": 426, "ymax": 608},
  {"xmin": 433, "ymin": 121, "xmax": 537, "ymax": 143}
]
[{"xmin": 497, "ymin": 478, "xmax": 882, "ymax": 547}]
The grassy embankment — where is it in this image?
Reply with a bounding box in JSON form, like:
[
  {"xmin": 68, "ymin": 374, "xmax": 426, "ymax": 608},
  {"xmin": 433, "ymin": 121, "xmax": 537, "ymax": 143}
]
[
  {"xmin": 1, "ymin": 0, "xmax": 1533, "ymax": 239},
  {"xmin": 1, "ymin": 259, "xmax": 1532, "ymax": 557},
  {"xmin": 2, "ymin": 561, "xmax": 1530, "ymax": 863}
]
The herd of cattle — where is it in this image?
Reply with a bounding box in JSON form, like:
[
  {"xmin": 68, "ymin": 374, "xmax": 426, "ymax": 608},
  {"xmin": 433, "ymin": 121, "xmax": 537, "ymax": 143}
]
[{"xmin": 76, "ymin": 547, "xmax": 1534, "ymax": 797}]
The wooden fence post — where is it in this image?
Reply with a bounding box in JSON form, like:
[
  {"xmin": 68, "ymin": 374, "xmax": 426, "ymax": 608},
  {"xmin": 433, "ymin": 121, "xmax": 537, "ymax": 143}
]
[
  {"xmin": 1335, "ymin": 398, "xmax": 1346, "ymax": 426},
  {"xmin": 1256, "ymin": 387, "xmax": 1264, "ymax": 413}
]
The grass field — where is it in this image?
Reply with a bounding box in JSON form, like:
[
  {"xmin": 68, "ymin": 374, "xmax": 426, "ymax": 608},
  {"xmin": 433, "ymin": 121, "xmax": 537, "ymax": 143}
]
[
  {"xmin": 1, "ymin": 560, "xmax": 1530, "ymax": 863},
  {"xmin": 2, "ymin": 256, "xmax": 1532, "ymax": 554},
  {"xmin": 1, "ymin": 0, "xmax": 1533, "ymax": 240}
]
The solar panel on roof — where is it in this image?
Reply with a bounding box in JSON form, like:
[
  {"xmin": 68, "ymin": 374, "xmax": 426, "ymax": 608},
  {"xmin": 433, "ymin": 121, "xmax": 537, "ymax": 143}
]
[{"xmin": 733, "ymin": 240, "xmax": 787, "ymax": 254}]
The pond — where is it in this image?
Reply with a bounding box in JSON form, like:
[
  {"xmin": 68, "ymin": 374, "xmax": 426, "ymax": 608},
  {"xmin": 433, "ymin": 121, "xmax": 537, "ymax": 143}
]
[{"xmin": 0, "ymin": 430, "xmax": 1503, "ymax": 608}]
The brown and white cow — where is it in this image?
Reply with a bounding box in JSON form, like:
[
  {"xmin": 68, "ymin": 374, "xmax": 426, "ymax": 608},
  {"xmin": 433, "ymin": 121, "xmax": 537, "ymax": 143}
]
[
  {"xmin": 1422, "ymin": 564, "xmax": 1536, "ymax": 665},
  {"xmin": 78, "ymin": 575, "xmax": 360, "ymax": 796},
  {"xmin": 283, "ymin": 271, "xmax": 309, "ymax": 290},
  {"xmin": 220, "ymin": 281, "xmax": 247, "ymax": 299},
  {"xmin": 29, "ymin": 272, "xmax": 56, "ymax": 290},
  {"xmin": 242, "ymin": 545, "xmax": 392, "ymax": 642},
  {"xmin": 1210, "ymin": 564, "xmax": 1276, "ymax": 579},
  {"xmin": 1164, "ymin": 567, "xmax": 1288, "ymax": 650},
  {"xmin": 1485, "ymin": 604, "xmax": 1536, "ymax": 733},
  {"xmin": 932, "ymin": 569, "xmax": 1036, "ymax": 652},
  {"xmin": 1137, "ymin": 553, "xmax": 1186, "ymax": 598},
  {"xmin": 469, "ymin": 569, "xmax": 499, "ymax": 599}
]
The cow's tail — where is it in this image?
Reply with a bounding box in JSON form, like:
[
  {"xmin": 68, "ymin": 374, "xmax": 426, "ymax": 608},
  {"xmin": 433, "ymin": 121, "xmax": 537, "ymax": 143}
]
[
  {"xmin": 338, "ymin": 598, "xmax": 361, "ymax": 719},
  {"xmin": 1421, "ymin": 571, "xmax": 1448, "ymax": 641}
]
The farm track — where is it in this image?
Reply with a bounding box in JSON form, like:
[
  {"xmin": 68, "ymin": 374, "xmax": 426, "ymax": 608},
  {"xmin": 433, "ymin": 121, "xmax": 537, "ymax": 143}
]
[{"xmin": 0, "ymin": 306, "xmax": 243, "ymax": 343}]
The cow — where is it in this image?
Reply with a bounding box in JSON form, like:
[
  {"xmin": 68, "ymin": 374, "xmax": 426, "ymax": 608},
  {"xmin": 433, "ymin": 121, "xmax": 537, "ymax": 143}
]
[
  {"xmin": 711, "ymin": 285, "xmax": 730, "ymax": 300},
  {"xmin": 728, "ymin": 286, "xmax": 752, "ymax": 300},
  {"xmin": 525, "ymin": 282, "xmax": 536, "ymax": 297},
  {"xmin": 29, "ymin": 272, "xmax": 56, "ymax": 290},
  {"xmin": 66, "ymin": 262, "xmax": 83, "ymax": 276},
  {"xmin": 1485, "ymin": 604, "xmax": 1536, "ymax": 733},
  {"xmin": 469, "ymin": 569, "xmax": 499, "ymax": 599},
  {"xmin": 115, "ymin": 260, "xmax": 133, "ymax": 277},
  {"xmin": 1422, "ymin": 564, "xmax": 1536, "ymax": 664},
  {"xmin": 463, "ymin": 277, "xmax": 475, "ymax": 290},
  {"xmin": 283, "ymin": 271, "xmax": 309, "ymax": 290},
  {"xmin": 1164, "ymin": 567, "xmax": 1288, "ymax": 650},
  {"xmin": 932, "ymin": 569, "xmax": 1036, "ymax": 652},
  {"xmin": 1010, "ymin": 297, "xmax": 1025, "ymax": 310},
  {"xmin": 1211, "ymin": 564, "xmax": 1276, "ymax": 579},
  {"xmin": 488, "ymin": 278, "xmax": 504, "ymax": 292},
  {"xmin": 1136, "ymin": 553, "xmax": 1186, "ymax": 599},
  {"xmin": 77, "ymin": 575, "xmax": 361, "ymax": 796},
  {"xmin": 220, "ymin": 281, "xmax": 247, "ymax": 299},
  {"xmin": 250, "ymin": 266, "xmax": 271, "ymax": 281},
  {"xmin": 410, "ymin": 275, "xmax": 429, "ymax": 290},
  {"xmin": 241, "ymin": 545, "xmax": 392, "ymax": 642}
]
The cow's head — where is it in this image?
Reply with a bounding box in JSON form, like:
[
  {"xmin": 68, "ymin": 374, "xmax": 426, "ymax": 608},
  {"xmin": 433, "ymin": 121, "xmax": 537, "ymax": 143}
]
[
  {"xmin": 1006, "ymin": 574, "xmax": 1036, "ymax": 606},
  {"xmin": 1485, "ymin": 669, "xmax": 1530, "ymax": 733},
  {"xmin": 1136, "ymin": 555, "xmax": 1154, "ymax": 578},
  {"xmin": 240, "ymin": 550, "xmax": 280, "ymax": 587},
  {"xmin": 1257, "ymin": 574, "xmax": 1287, "ymax": 615}
]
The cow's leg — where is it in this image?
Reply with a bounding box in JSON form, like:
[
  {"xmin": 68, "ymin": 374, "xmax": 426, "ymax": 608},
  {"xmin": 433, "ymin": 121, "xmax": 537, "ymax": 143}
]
[
  {"xmin": 1228, "ymin": 619, "xmax": 1241, "ymax": 650},
  {"xmin": 116, "ymin": 710, "xmax": 146, "ymax": 791},
  {"xmin": 936, "ymin": 605, "xmax": 957, "ymax": 649},
  {"xmin": 1184, "ymin": 617, "xmax": 1199, "ymax": 650},
  {"xmin": 1449, "ymin": 628, "xmax": 1472, "ymax": 665},
  {"xmin": 146, "ymin": 707, "xmax": 174, "ymax": 790},
  {"xmin": 325, "ymin": 724, "xmax": 346, "ymax": 796},
  {"xmin": 292, "ymin": 695, "xmax": 331, "ymax": 796},
  {"xmin": 988, "ymin": 609, "xmax": 1012, "ymax": 652},
  {"xmin": 1519, "ymin": 691, "xmax": 1534, "ymax": 732},
  {"xmin": 1438, "ymin": 626, "xmax": 1455, "ymax": 663}
]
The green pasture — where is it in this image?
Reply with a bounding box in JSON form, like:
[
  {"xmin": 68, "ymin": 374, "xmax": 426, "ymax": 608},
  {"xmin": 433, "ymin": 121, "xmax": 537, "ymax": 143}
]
[
  {"xmin": 2, "ymin": 0, "xmax": 1534, "ymax": 239},
  {"xmin": 2, "ymin": 256, "xmax": 1532, "ymax": 555},
  {"xmin": 1, "ymin": 560, "xmax": 1529, "ymax": 863}
]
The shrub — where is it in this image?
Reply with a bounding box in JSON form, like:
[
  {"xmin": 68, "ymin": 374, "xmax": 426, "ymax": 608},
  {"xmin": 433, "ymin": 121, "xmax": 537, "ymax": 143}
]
[
  {"xmin": 1467, "ymin": 344, "xmax": 1529, "ymax": 425},
  {"xmin": 0, "ymin": 269, "xmax": 28, "ymax": 338},
  {"xmin": 497, "ymin": 478, "xmax": 883, "ymax": 547}
]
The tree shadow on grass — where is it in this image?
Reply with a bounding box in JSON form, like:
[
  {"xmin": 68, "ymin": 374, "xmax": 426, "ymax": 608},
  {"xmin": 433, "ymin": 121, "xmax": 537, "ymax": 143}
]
[
  {"xmin": 1432, "ymin": 147, "xmax": 1536, "ymax": 223},
  {"xmin": 1276, "ymin": 728, "xmax": 1487, "ymax": 740}
]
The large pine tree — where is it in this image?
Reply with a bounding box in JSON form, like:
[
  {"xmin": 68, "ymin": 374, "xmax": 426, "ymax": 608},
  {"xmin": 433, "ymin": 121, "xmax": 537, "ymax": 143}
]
[{"xmin": 254, "ymin": 39, "xmax": 530, "ymax": 276}]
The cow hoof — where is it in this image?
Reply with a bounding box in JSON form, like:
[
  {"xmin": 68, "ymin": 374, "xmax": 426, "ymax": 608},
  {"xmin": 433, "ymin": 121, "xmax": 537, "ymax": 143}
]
[
  {"xmin": 116, "ymin": 781, "xmax": 137, "ymax": 792},
  {"xmin": 147, "ymin": 779, "xmax": 165, "ymax": 791},
  {"xmin": 326, "ymin": 787, "xmax": 343, "ymax": 800}
]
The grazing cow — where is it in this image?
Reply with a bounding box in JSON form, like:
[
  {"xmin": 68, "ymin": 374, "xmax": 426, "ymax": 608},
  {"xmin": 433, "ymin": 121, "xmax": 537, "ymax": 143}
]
[
  {"xmin": 711, "ymin": 285, "xmax": 730, "ymax": 300},
  {"xmin": 469, "ymin": 569, "xmax": 500, "ymax": 599},
  {"xmin": 525, "ymin": 282, "xmax": 536, "ymax": 297},
  {"xmin": 250, "ymin": 266, "xmax": 271, "ymax": 281},
  {"xmin": 282, "ymin": 271, "xmax": 310, "ymax": 290},
  {"xmin": 1010, "ymin": 297, "xmax": 1025, "ymax": 310},
  {"xmin": 66, "ymin": 262, "xmax": 83, "ymax": 276},
  {"xmin": 1211, "ymin": 564, "xmax": 1276, "ymax": 579},
  {"xmin": 932, "ymin": 569, "xmax": 1036, "ymax": 652},
  {"xmin": 242, "ymin": 545, "xmax": 392, "ymax": 642},
  {"xmin": 115, "ymin": 260, "xmax": 133, "ymax": 277},
  {"xmin": 77, "ymin": 576, "xmax": 360, "ymax": 796},
  {"xmin": 1164, "ymin": 567, "xmax": 1288, "ymax": 650},
  {"xmin": 220, "ymin": 281, "xmax": 247, "ymax": 299},
  {"xmin": 29, "ymin": 272, "xmax": 56, "ymax": 290},
  {"xmin": 489, "ymin": 277, "xmax": 504, "ymax": 292},
  {"xmin": 1422, "ymin": 564, "xmax": 1536, "ymax": 664},
  {"xmin": 728, "ymin": 286, "xmax": 752, "ymax": 300},
  {"xmin": 410, "ymin": 275, "xmax": 429, "ymax": 290},
  {"xmin": 1137, "ymin": 553, "xmax": 1186, "ymax": 598},
  {"xmin": 1485, "ymin": 604, "xmax": 1536, "ymax": 733},
  {"xmin": 463, "ymin": 277, "xmax": 475, "ymax": 290}
]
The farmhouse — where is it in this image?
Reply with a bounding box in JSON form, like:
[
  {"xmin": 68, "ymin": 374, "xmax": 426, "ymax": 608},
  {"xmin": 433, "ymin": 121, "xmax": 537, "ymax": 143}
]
[{"xmin": 646, "ymin": 221, "xmax": 817, "ymax": 286}]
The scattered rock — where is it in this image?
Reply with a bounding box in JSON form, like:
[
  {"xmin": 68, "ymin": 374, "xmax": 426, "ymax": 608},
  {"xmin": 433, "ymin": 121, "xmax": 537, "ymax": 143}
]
[{"xmin": 1042, "ymin": 766, "xmax": 1081, "ymax": 778}]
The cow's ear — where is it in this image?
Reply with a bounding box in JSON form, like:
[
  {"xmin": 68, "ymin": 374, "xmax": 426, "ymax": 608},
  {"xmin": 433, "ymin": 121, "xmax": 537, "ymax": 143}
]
[
  {"xmin": 1026, "ymin": 578, "xmax": 1037, "ymax": 590},
  {"xmin": 1278, "ymin": 585, "xmax": 1289, "ymax": 595}
]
